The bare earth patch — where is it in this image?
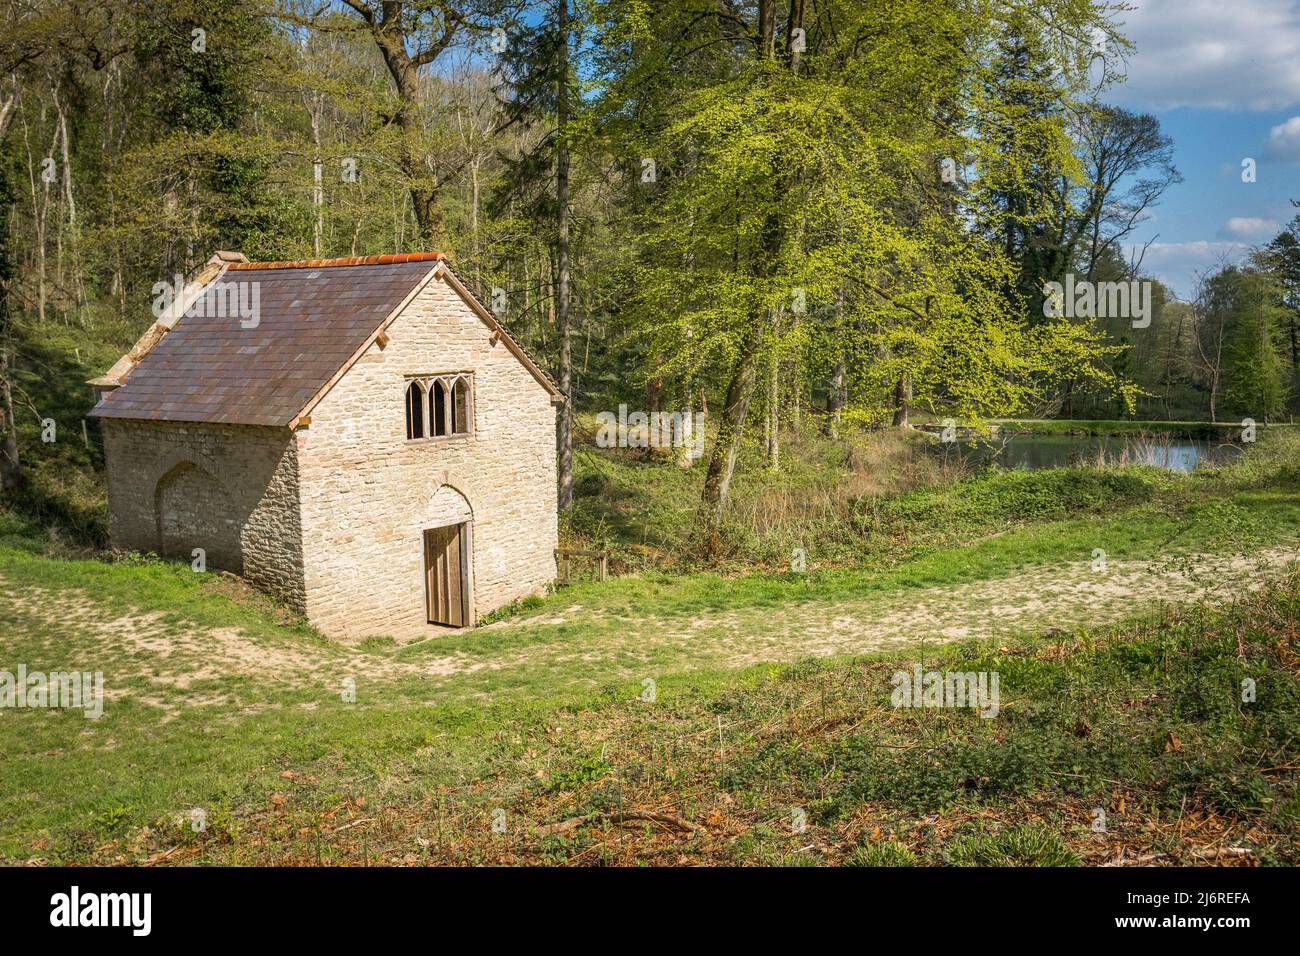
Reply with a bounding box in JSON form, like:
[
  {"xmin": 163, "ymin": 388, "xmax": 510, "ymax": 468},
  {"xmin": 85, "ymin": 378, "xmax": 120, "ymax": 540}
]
[
  {"xmin": 0, "ymin": 580, "xmax": 499, "ymax": 711},
  {"xmin": 476, "ymin": 546, "xmax": 1300, "ymax": 684},
  {"xmin": 3, "ymin": 546, "xmax": 1296, "ymax": 709}
]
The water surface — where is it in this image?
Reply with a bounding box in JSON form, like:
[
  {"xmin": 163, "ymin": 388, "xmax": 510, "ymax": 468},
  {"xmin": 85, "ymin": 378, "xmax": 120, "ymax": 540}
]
[{"xmin": 930, "ymin": 434, "xmax": 1243, "ymax": 473}]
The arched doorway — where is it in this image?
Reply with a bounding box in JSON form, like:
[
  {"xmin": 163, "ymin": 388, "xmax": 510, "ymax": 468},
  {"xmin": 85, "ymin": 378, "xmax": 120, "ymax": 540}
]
[{"xmin": 423, "ymin": 484, "xmax": 474, "ymax": 627}]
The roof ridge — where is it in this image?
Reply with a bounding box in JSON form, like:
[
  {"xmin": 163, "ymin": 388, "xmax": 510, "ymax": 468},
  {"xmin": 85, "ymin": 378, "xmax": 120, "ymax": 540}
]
[{"xmin": 228, "ymin": 252, "xmax": 446, "ymax": 271}]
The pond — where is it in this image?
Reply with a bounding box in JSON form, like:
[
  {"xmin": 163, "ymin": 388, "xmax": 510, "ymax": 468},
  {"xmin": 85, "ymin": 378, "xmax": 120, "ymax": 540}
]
[{"xmin": 929, "ymin": 433, "xmax": 1244, "ymax": 473}]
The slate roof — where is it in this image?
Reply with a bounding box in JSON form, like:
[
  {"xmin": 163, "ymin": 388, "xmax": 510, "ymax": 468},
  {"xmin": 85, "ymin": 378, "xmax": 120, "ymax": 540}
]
[{"xmin": 89, "ymin": 252, "xmax": 557, "ymax": 427}]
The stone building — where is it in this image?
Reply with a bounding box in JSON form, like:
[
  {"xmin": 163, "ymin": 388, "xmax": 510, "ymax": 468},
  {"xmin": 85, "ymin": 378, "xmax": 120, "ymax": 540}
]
[{"xmin": 89, "ymin": 252, "xmax": 563, "ymax": 639}]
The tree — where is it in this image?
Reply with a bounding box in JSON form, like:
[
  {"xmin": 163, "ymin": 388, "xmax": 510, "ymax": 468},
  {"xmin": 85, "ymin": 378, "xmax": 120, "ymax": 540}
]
[
  {"xmin": 1223, "ymin": 268, "xmax": 1288, "ymax": 421},
  {"xmin": 974, "ymin": 25, "xmax": 1074, "ymax": 314},
  {"xmin": 1259, "ymin": 215, "xmax": 1300, "ymax": 373},
  {"xmin": 1193, "ymin": 267, "xmax": 1233, "ymax": 423},
  {"xmin": 0, "ymin": 126, "xmax": 19, "ymax": 492},
  {"xmin": 554, "ymin": 0, "xmax": 572, "ymax": 510},
  {"xmin": 1191, "ymin": 265, "xmax": 1288, "ymax": 423},
  {"xmin": 1070, "ymin": 105, "xmax": 1180, "ymax": 282},
  {"xmin": 595, "ymin": 0, "xmax": 1128, "ymax": 555},
  {"xmin": 493, "ymin": 1, "xmax": 590, "ymax": 510},
  {"xmin": 332, "ymin": 0, "xmax": 510, "ymax": 249}
]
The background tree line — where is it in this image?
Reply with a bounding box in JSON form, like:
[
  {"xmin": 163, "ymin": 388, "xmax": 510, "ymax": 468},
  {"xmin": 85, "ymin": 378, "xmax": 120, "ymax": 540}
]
[{"xmin": 0, "ymin": 0, "xmax": 1292, "ymax": 552}]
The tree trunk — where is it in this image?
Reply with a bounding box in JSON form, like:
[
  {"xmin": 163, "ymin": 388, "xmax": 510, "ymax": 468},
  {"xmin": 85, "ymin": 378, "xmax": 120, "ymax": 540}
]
[
  {"xmin": 370, "ymin": 23, "xmax": 451, "ymax": 250},
  {"xmin": 471, "ymin": 158, "xmax": 481, "ymax": 284},
  {"xmin": 758, "ymin": 0, "xmax": 777, "ymax": 58},
  {"xmin": 824, "ymin": 286, "xmax": 846, "ymax": 437},
  {"xmin": 0, "ymin": 348, "xmax": 20, "ymax": 493},
  {"xmin": 27, "ymin": 121, "xmax": 54, "ymax": 324},
  {"xmin": 555, "ymin": 0, "xmax": 574, "ymax": 511},
  {"xmin": 647, "ymin": 364, "xmax": 664, "ymax": 460},
  {"xmin": 0, "ymin": 125, "xmax": 22, "ymax": 493},
  {"xmin": 825, "ymin": 357, "xmax": 845, "ymax": 437},
  {"xmin": 309, "ymin": 100, "xmax": 323, "ymax": 256},
  {"xmin": 892, "ymin": 373, "xmax": 911, "ymax": 427},
  {"xmin": 790, "ymin": 360, "xmax": 802, "ymax": 430},
  {"xmin": 698, "ymin": 317, "xmax": 765, "ymax": 553},
  {"xmin": 54, "ymin": 83, "xmax": 82, "ymax": 313},
  {"xmin": 676, "ymin": 382, "xmax": 699, "ymax": 468},
  {"xmin": 785, "ymin": 0, "xmax": 807, "ymax": 72},
  {"xmin": 55, "ymin": 85, "xmax": 75, "ymax": 227},
  {"xmin": 765, "ymin": 349, "xmax": 779, "ymax": 469}
]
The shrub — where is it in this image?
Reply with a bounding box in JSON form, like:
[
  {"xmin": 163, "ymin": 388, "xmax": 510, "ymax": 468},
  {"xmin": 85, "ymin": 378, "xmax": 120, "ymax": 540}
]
[
  {"xmin": 944, "ymin": 824, "xmax": 1080, "ymax": 867},
  {"xmin": 846, "ymin": 839, "xmax": 918, "ymax": 867}
]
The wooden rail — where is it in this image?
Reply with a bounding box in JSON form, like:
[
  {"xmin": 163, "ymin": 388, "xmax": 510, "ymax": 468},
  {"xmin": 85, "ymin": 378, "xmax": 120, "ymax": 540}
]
[{"xmin": 555, "ymin": 548, "xmax": 608, "ymax": 583}]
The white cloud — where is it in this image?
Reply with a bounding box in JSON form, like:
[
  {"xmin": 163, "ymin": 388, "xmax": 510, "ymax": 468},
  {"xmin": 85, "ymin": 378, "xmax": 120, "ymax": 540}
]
[
  {"xmin": 1111, "ymin": 0, "xmax": 1300, "ymax": 111},
  {"xmin": 1137, "ymin": 239, "xmax": 1248, "ymax": 268},
  {"xmin": 1126, "ymin": 240, "xmax": 1251, "ymax": 299},
  {"xmin": 1221, "ymin": 216, "xmax": 1281, "ymax": 238},
  {"xmin": 1265, "ymin": 115, "xmax": 1300, "ymax": 160}
]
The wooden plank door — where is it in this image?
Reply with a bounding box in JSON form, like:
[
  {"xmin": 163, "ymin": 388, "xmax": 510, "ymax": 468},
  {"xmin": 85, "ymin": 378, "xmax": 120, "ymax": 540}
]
[{"xmin": 424, "ymin": 524, "xmax": 465, "ymax": 627}]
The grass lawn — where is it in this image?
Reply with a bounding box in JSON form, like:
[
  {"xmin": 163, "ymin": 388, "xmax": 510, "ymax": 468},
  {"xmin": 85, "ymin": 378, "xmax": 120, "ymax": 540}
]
[
  {"xmin": 1, "ymin": 428, "xmax": 1298, "ymax": 864},
  {"xmin": 4, "ymin": 564, "xmax": 1297, "ymax": 866}
]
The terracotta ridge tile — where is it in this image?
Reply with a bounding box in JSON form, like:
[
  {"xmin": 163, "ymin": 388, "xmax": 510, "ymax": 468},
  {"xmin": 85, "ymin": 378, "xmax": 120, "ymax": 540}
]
[{"xmin": 227, "ymin": 252, "xmax": 446, "ymax": 271}]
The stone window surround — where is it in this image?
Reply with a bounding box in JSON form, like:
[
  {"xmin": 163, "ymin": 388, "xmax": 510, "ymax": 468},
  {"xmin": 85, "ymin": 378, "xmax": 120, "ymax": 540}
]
[{"xmin": 405, "ymin": 372, "xmax": 474, "ymax": 443}]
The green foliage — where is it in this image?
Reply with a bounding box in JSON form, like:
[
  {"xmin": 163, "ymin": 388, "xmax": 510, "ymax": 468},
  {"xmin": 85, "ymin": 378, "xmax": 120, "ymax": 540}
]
[
  {"xmin": 1222, "ymin": 270, "xmax": 1290, "ymax": 420},
  {"xmin": 92, "ymin": 804, "xmax": 133, "ymax": 835},
  {"xmin": 943, "ymin": 824, "xmax": 1080, "ymax": 867},
  {"xmin": 846, "ymin": 839, "xmax": 917, "ymax": 867},
  {"xmin": 602, "ymin": 0, "xmax": 1128, "ymax": 432},
  {"xmin": 478, "ymin": 593, "xmax": 547, "ymax": 625},
  {"xmin": 866, "ymin": 466, "xmax": 1167, "ymax": 537},
  {"xmin": 134, "ymin": 0, "xmax": 264, "ymax": 135},
  {"xmin": 836, "ymin": 731, "xmax": 1092, "ymax": 811},
  {"xmin": 548, "ymin": 752, "xmax": 613, "ymax": 792}
]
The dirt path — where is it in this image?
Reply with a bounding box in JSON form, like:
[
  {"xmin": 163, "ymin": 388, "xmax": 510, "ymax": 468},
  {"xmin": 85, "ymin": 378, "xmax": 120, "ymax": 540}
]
[
  {"xmin": 3, "ymin": 546, "xmax": 1296, "ymax": 706},
  {"xmin": 0, "ymin": 580, "xmax": 504, "ymax": 717},
  {"xmin": 478, "ymin": 546, "xmax": 1300, "ymax": 680}
]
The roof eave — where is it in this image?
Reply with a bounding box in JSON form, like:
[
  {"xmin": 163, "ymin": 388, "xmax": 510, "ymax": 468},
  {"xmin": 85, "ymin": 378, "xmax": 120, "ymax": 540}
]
[{"xmin": 85, "ymin": 252, "xmax": 245, "ymax": 392}]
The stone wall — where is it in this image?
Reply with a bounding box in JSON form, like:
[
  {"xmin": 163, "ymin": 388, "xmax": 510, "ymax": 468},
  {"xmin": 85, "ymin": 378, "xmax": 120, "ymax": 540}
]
[
  {"xmin": 296, "ymin": 269, "xmax": 558, "ymax": 639},
  {"xmin": 100, "ymin": 419, "xmax": 306, "ymax": 610}
]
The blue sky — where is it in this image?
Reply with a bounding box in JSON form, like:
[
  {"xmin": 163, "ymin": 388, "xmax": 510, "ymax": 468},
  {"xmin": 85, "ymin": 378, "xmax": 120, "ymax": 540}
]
[{"xmin": 1108, "ymin": 0, "xmax": 1300, "ymax": 298}]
